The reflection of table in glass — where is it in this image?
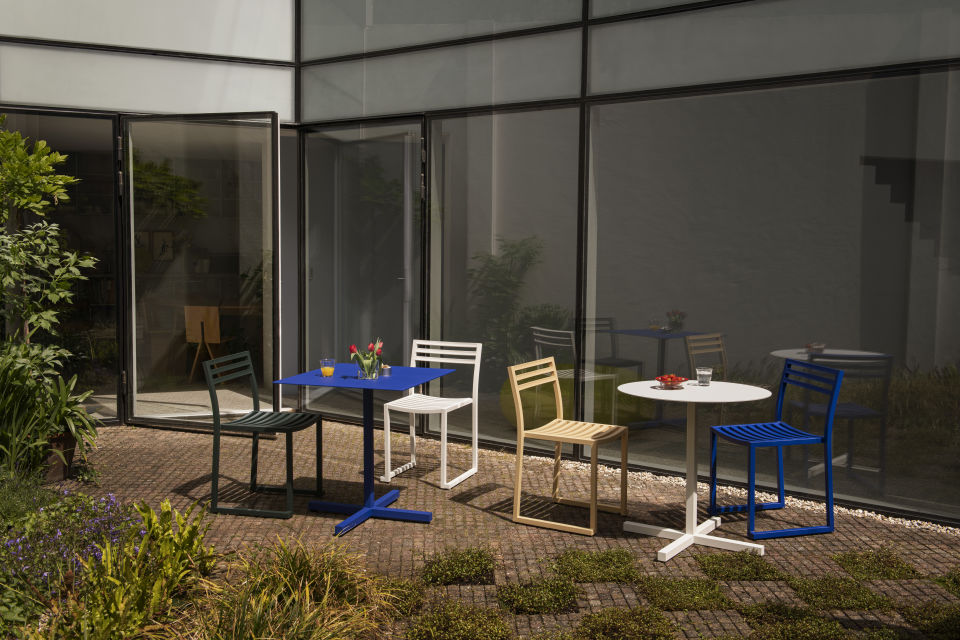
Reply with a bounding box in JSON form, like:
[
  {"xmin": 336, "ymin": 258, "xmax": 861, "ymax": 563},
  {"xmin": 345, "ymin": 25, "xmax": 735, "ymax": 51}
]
[
  {"xmin": 610, "ymin": 329, "xmax": 702, "ymax": 376},
  {"xmin": 617, "ymin": 380, "xmax": 771, "ymax": 561},
  {"xmin": 275, "ymin": 363, "xmax": 453, "ymax": 535},
  {"xmin": 769, "ymin": 348, "xmax": 884, "ymax": 361}
]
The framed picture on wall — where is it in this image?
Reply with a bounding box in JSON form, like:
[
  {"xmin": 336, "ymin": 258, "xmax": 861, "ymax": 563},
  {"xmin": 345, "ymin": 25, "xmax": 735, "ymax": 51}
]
[{"xmin": 153, "ymin": 231, "xmax": 173, "ymax": 261}]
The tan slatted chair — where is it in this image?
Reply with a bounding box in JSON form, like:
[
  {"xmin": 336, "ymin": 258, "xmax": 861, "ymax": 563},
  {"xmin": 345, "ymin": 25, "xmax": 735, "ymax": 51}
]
[
  {"xmin": 507, "ymin": 357, "xmax": 628, "ymax": 536},
  {"xmin": 685, "ymin": 332, "xmax": 727, "ymax": 381}
]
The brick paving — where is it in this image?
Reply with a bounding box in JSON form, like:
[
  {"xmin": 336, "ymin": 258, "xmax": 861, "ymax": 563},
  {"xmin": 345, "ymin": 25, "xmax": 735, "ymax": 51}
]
[{"xmin": 60, "ymin": 423, "xmax": 960, "ymax": 639}]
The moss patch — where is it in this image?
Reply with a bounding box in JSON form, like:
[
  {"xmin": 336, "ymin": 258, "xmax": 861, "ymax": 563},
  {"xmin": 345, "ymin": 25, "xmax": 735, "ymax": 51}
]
[
  {"xmin": 552, "ymin": 548, "xmax": 640, "ymax": 583},
  {"xmin": 787, "ymin": 575, "xmax": 891, "ymax": 610},
  {"xmin": 634, "ymin": 577, "xmax": 731, "ymax": 611},
  {"xmin": 421, "ymin": 547, "xmax": 497, "ymax": 585},
  {"xmin": 832, "ymin": 546, "xmax": 919, "ymax": 580},
  {"xmin": 738, "ymin": 603, "xmax": 846, "ymax": 640},
  {"xmin": 899, "ymin": 602, "xmax": 960, "ymax": 640},
  {"xmin": 497, "ymin": 577, "xmax": 578, "ymax": 614},
  {"xmin": 932, "ymin": 567, "xmax": 960, "ymax": 598},
  {"xmin": 575, "ymin": 607, "xmax": 677, "ymax": 640},
  {"xmin": 695, "ymin": 551, "xmax": 787, "ymax": 581},
  {"xmin": 405, "ymin": 599, "xmax": 511, "ymax": 640}
]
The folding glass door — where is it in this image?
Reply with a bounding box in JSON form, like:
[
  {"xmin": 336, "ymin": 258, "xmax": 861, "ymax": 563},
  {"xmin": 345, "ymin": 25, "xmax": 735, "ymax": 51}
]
[
  {"xmin": 303, "ymin": 121, "xmax": 422, "ymax": 422},
  {"xmin": 123, "ymin": 113, "xmax": 278, "ymax": 423}
]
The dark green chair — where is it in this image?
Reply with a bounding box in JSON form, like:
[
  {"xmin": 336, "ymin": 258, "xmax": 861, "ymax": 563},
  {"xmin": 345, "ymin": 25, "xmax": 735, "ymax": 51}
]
[{"xmin": 203, "ymin": 351, "xmax": 322, "ymax": 519}]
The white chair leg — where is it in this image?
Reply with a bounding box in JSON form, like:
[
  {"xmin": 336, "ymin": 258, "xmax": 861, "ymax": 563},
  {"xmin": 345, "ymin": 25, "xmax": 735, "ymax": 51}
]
[
  {"xmin": 440, "ymin": 405, "xmax": 479, "ymax": 490},
  {"xmin": 409, "ymin": 412, "xmax": 417, "ymax": 467},
  {"xmin": 380, "ymin": 406, "xmax": 416, "ymax": 482}
]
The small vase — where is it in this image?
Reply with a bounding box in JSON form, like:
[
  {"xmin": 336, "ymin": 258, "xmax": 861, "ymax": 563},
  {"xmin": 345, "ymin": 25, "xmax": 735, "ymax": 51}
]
[{"xmin": 357, "ymin": 361, "xmax": 381, "ymax": 380}]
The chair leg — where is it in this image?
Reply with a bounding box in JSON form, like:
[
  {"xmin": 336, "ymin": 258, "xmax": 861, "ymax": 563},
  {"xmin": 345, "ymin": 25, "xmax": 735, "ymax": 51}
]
[
  {"xmin": 409, "ymin": 412, "xmax": 417, "ymax": 466},
  {"xmin": 709, "ymin": 431, "xmax": 719, "ymax": 515},
  {"xmin": 285, "ymin": 432, "xmax": 294, "ymax": 515},
  {"xmin": 439, "ymin": 411, "xmax": 448, "ymax": 488},
  {"xmin": 776, "ymin": 446, "xmax": 785, "ymax": 507},
  {"xmin": 552, "ymin": 443, "xmax": 562, "ymax": 502},
  {"xmin": 589, "ymin": 445, "xmax": 599, "ymax": 535},
  {"xmin": 620, "ymin": 433, "xmax": 628, "ymax": 515},
  {"xmin": 380, "ymin": 408, "xmax": 418, "ymax": 483},
  {"xmin": 512, "ymin": 440, "xmax": 524, "ymax": 522},
  {"xmin": 747, "ymin": 445, "xmax": 758, "ymax": 538},
  {"xmin": 210, "ymin": 429, "xmax": 221, "ymax": 513},
  {"xmin": 824, "ymin": 440, "xmax": 835, "ymax": 531},
  {"xmin": 250, "ymin": 433, "xmax": 259, "ymax": 492}
]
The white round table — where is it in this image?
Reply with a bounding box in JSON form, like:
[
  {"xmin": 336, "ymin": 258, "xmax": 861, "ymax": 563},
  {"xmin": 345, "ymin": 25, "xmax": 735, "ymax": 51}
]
[
  {"xmin": 770, "ymin": 348, "xmax": 884, "ymax": 360},
  {"xmin": 618, "ymin": 380, "xmax": 772, "ymax": 562}
]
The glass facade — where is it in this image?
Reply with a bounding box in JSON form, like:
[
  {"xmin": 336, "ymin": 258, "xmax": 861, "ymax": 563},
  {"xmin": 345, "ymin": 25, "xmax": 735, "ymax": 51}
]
[{"xmin": 3, "ymin": 0, "xmax": 960, "ymax": 522}]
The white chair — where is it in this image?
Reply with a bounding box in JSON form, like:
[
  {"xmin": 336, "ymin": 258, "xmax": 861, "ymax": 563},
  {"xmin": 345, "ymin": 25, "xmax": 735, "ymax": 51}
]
[{"xmin": 381, "ymin": 340, "xmax": 482, "ymax": 490}]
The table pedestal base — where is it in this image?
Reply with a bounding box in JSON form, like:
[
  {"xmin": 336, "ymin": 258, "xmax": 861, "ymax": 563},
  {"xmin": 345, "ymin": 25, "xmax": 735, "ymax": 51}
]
[
  {"xmin": 309, "ymin": 489, "xmax": 433, "ymax": 536},
  {"xmin": 624, "ymin": 516, "xmax": 765, "ymax": 562}
]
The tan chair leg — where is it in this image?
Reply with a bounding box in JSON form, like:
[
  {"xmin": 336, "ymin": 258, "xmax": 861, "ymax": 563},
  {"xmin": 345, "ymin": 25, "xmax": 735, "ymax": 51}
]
[
  {"xmin": 552, "ymin": 442, "xmax": 562, "ymax": 502},
  {"xmin": 513, "ymin": 440, "xmax": 524, "ymax": 523},
  {"xmin": 589, "ymin": 445, "xmax": 599, "ymax": 534}
]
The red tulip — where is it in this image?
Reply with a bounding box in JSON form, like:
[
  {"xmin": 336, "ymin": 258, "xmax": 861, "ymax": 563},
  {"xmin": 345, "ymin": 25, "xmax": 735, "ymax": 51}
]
[
  {"xmin": 349, "ymin": 344, "xmax": 357, "ymax": 354},
  {"xmin": 368, "ymin": 342, "xmax": 375, "ymax": 352},
  {"xmin": 376, "ymin": 347, "xmax": 382, "ymax": 356}
]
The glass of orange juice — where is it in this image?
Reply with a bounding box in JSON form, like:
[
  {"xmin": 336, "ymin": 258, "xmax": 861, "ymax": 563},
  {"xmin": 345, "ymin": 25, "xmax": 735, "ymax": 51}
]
[{"xmin": 320, "ymin": 358, "xmax": 335, "ymax": 377}]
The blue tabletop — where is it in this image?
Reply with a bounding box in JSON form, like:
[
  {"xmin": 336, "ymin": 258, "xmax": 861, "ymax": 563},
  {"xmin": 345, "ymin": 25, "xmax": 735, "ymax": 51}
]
[{"xmin": 275, "ymin": 363, "xmax": 453, "ymax": 391}]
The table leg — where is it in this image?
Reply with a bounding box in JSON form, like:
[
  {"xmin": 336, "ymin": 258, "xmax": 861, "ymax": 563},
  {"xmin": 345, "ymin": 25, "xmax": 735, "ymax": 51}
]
[
  {"xmin": 309, "ymin": 388, "xmax": 432, "ymax": 535},
  {"xmin": 624, "ymin": 401, "xmax": 764, "ymax": 561}
]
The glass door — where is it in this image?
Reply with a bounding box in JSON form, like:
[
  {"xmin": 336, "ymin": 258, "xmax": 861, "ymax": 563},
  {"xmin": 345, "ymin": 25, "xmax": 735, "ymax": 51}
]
[
  {"xmin": 303, "ymin": 121, "xmax": 422, "ymax": 421},
  {"xmin": 122, "ymin": 113, "xmax": 278, "ymax": 424}
]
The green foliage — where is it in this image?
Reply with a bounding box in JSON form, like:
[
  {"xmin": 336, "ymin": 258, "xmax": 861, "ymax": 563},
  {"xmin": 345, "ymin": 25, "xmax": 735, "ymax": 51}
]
[
  {"xmin": 130, "ymin": 154, "xmax": 207, "ymax": 219},
  {"xmin": 0, "ymin": 339, "xmax": 100, "ymax": 475},
  {"xmin": 898, "ymin": 602, "xmax": 960, "ymax": 640},
  {"xmin": 37, "ymin": 499, "xmax": 214, "ymax": 639},
  {"xmin": 574, "ymin": 607, "xmax": 677, "ymax": 640},
  {"xmin": 496, "ymin": 577, "xmax": 578, "ymax": 614},
  {"xmin": 634, "ymin": 576, "xmax": 731, "ymax": 611},
  {"xmin": 0, "ymin": 474, "xmax": 58, "ymax": 526},
  {"xmin": 405, "ymin": 599, "xmax": 512, "ymax": 640},
  {"xmin": 832, "ymin": 546, "xmax": 918, "ymax": 580},
  {"xmin": 933, "ymin": 567, "xmax": 960, "ymax": 598},
  {"xmin": 786, "ymin": 575, "xmax": 891, "ymax": 610},
  {"xmin": 695, "ymin": 551, "xmax": 787, "ymax": 581},
  {"xmin": 738, "ymin": 603, "xmax": 847, "ymax": 640},
  {"xmin": 378, "ymin": 577, "xmax": 426, "ymax": 619},
  {"xmin": 181, "ymin": 540, "xmax": 396, "ymax": 640},
  {"xmin": 552, "ymin": 548, "xmax": 641, "ymax": 583},
  {"xmin": 421, "ymin": 547, "xmax": 497, "ymax": 585}
]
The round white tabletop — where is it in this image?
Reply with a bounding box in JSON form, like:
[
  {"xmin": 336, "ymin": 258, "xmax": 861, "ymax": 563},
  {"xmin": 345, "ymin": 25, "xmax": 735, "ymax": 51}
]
[
  {"xmin": 618, "ymin": 380, "xmax": 771, "ymax": 404},
  {"xmin": 769, "ymin": 348, "xmax": 884, "ymax": 361}
]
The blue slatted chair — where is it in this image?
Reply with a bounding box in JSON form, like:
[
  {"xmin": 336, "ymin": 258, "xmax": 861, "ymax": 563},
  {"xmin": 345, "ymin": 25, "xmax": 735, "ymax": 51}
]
[
  {"xmin": 708, "ymin": 358, "xmax": 844, "ymax": 539},
  {"xmin": 203, "ymin": 351, "xmax": 322, "ymax": 519}
]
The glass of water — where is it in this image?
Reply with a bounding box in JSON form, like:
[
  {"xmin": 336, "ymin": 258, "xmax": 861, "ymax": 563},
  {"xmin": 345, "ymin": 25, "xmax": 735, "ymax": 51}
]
[{"xmin": 696, "ymin": 367, "xmax": 713, "ymax": 386}]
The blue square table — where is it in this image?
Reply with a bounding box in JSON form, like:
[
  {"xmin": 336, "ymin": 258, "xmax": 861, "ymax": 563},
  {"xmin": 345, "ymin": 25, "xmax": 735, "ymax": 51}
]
[{"xmin": 275, "ymin": 362, "xmax": 453, "ymax": 535}]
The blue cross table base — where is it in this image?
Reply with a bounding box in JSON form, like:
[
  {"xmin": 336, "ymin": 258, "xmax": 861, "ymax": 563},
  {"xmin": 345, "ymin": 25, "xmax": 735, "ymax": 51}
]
[{"xmin": 276, "ymin": 363, "xmax": 453, "ymax": 535}]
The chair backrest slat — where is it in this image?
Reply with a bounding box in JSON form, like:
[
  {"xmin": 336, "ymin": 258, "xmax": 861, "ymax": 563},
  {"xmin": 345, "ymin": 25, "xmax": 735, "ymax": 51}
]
[
  {"xmin": 776, "ymin": 358, "xmax": 844, "ymax": 436},
  {"xmin": 507, "ymin": 357, "xmax": 563, "ymax": 431},
  {"xmin": 202, "ymin": 351, "xmax": 259, "ymax": 427},
  {"xmin": 685, "ymin": 332, "xmax": 727, "ymax": 380},
  {"xmin": 409, "ymin": 340, "xmax": 482, "ymax": 402}
]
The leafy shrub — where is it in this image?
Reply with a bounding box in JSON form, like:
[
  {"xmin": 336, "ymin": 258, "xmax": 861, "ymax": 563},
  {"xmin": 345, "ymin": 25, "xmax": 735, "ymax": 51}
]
[
  {"xmin": 179, "ymin": 539, "xmax": 394, "ymax": 640},
  {"xmin": 832, "ymin": 546, "xmax": 918, "ymax": 580},
  {"xmin": 552, "ymin": 548, "xmax": 640, "ymax": 583},
  {"xmin": 634, "ymin": 576, "xmax": 731, "ymax": 611},
  {"xmin": 695, "ymin": 551, "xmax": 787, "ymax": 581},
  {"xmin": 575, "ymin": 607, "xmax": 676, "ymax": 640},
  {"xmin": 0, "ymin": 474, "xmax": 59, "ymax": 526},
  {"xmin": 421, "ymin": 547, "xmax": 497, "ymax": 585},
  {"xmin": 786, "ymin": 575, "xmax": 891, "ymax": 610},
  {"xmin": 497, "ymin": 577, "xmax": 578, "ymax": 614},
  {"xmin": 406, "ymin": 599, "xmax": 511, "ymax": 640},
  {"xmin": 38, "ymin": 499, "xmax": 214, "ymax": 639}
]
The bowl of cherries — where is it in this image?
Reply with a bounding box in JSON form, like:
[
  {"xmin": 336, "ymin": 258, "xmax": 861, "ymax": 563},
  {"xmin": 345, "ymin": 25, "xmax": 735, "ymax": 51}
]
[{"xmin": 655, "ymin": 374, "xmax": 688, "ymax": 389}]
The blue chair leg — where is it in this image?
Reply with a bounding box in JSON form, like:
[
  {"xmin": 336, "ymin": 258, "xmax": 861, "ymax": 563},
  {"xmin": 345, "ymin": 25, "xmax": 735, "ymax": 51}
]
[
  {"xmin": 775, "ymin": 446, "xmax": 785, "ymax": 508},
  {"xmin": 824, "ymin": 440, "xmax": 835, "ymax": 531},
  {"xmin": 747, "ymin": 445, "xmax": 757, "ymax": 537}
]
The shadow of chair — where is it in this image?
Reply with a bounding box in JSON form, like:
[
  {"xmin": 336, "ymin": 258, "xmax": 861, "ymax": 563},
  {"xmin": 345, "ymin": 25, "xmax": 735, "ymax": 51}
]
[
  {"xmin": 507, "ymin": 356, "xmax": 627, "ymax": 536},
  {"xmin": 531, "ymin": 326, "xmax": 618, "ymax": 423},
  {"xmin": 203, "ymin": 351, "xmax": 322, "ymax": 519},
  {"xmin": 800, "ymin": 353, "xmax": 893, "ymax": 494}
]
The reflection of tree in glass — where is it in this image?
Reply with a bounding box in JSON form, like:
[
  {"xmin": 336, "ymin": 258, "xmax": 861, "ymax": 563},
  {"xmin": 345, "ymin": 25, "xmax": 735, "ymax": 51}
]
[
  {"xmin": 467, "ymin": 236, "xmax": 569, "ymax": 386},
  {"xmin": 132, "ymin": 154, "xmax": 206, "ymax": 218}
]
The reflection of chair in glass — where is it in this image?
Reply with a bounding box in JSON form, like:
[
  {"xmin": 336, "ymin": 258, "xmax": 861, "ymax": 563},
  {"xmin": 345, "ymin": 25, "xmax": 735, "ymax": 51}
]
[
  {"xmin": 203, "ymin": 351, "xmax": 322, "ymax": 519},
  {"xmin": 685, "ymin": 332, "xmax": 729, "ymax": 422},
  {"xmin": 709, "ymin": 359, "xmax": 844, "ymax": 539},
  {"xmin": 580, "ymin": 317, "xmax": 643, "ymax": 378},
  {"xmin": 185, "ymin": 306, "xmax": 227, "ymax": 382},
  {"xmin": 381, "ymin": 340, "xmax": 482, "ymax": 490},
  {"xmin": 531, "ymin": 326, "xmax": 618, "ymax": 423},
  {"xmin": 801, "ymin": 353, "xmax": 893, "ymax": 492},
  {"xmin": 507, "ymin": 357, "xmax": 628, "ymax": 536}
]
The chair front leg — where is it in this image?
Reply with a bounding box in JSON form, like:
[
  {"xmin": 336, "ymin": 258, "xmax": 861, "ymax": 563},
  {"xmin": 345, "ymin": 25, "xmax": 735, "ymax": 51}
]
[
  {"xmin": 250, "ymin": 432, "xmax": 260, "ymax": 492},
  {"xmin": 285, "ymin": 432, "xmax": 294, "ymax": 514},
  {"xmin": 824, "ymin": 440, "xmax": 835, "ymax": 531},
  {"xmin": 211, "ymin": 429, "xmax": 221, "ymax": 512},
  {"xmin": 589, "ymin": 444, "xmax": 599, "ymax": 535},
  {"xmin": 552, "ymin": 442, "xmax": 562, "ymax": 502},
  {"xmin": 439, "ymin": 411, "xmax": 448, "ymax": 488},
  {"xmin": 512, "ymin": 439, "xmax": 525, "ymax": 522},
  {"xmin": 381, "ymin": 407, "xmax": 393, "ymax": 482},
  {"xmin": 747, "ymin": 445, "xmax": 758, "ymax": 538}
]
